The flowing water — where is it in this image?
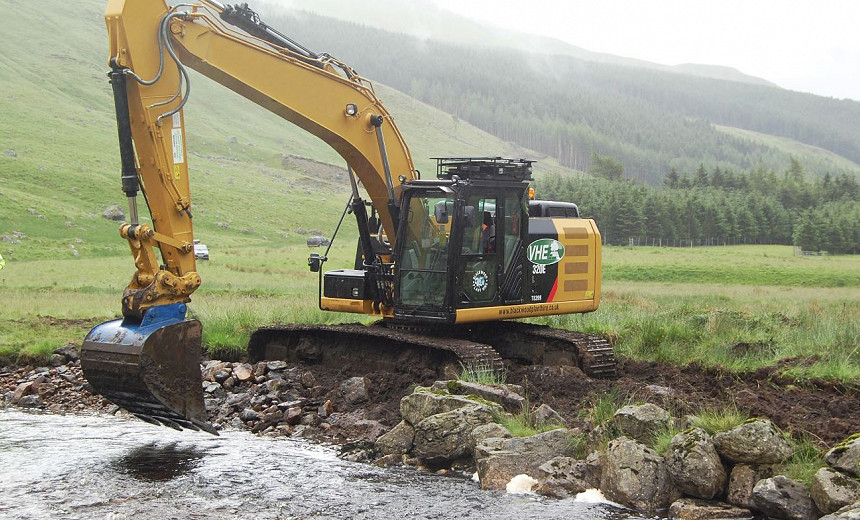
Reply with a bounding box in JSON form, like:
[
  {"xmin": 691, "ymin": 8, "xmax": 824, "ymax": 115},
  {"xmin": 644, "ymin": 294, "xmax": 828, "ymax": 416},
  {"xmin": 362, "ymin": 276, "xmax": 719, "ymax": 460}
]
[{"xmin": 0, "ymin": 410, "xmax": 650, "ymax": 519}]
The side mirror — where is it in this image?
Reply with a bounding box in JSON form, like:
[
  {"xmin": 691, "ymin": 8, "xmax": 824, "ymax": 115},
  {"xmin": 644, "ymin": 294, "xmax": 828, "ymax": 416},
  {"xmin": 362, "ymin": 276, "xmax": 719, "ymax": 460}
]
[
  {"xmin": 434, "ymin": 201, "xmax": 449, "ymax": 224},
  {"xmin": 463, "ymin": 206, "xmax": 475, "ymax": 228},
  {"xmin": 308, "ymin": 253, "xmax": 324, "ymax": 272}
]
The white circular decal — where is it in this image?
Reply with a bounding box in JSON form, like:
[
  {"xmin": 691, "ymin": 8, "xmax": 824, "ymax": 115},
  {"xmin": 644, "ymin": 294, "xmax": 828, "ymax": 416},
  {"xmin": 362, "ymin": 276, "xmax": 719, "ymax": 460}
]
[{"xmin": 472, "ymin": 270, "xmax": 488, "ymax": 293}]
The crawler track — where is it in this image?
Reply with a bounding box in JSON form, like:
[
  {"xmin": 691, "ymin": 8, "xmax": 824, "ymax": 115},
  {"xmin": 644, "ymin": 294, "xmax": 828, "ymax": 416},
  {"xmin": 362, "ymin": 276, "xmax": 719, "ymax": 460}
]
[
  {"xmin": 248, "ymin": 321, "xmax": 616, "ymax": 379},
  {"xmin": 248, "ymin": 323, "xmax": 504, "ymax": 377}
]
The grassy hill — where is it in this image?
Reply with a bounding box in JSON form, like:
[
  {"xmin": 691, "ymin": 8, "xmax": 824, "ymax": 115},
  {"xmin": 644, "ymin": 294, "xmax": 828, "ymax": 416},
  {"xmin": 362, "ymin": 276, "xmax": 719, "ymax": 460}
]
[{"xmin": 0, "ymin": 0, "xmax": 567, "ymax": 263}]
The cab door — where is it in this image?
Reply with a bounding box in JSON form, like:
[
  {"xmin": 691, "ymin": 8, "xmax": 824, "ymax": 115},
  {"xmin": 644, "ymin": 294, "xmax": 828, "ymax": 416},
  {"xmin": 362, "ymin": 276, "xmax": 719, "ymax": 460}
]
[{"xmin": 456, "ymin": 190, "xmax": 526, "ymax": 308}]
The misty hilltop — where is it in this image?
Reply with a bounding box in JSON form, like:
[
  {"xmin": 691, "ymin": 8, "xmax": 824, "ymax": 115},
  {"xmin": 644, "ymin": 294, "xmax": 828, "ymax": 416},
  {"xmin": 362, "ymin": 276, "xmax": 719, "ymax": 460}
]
[{"xmin": 255, "ymin": 1, "xmax": 860, "ymax": 184}]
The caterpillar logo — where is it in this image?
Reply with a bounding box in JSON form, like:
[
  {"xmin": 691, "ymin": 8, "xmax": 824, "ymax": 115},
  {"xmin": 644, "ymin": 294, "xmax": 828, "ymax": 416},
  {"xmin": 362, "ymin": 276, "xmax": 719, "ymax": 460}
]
[{"xmin": 527, "ymin": 238, "xmax": 564, "ymax": 265}]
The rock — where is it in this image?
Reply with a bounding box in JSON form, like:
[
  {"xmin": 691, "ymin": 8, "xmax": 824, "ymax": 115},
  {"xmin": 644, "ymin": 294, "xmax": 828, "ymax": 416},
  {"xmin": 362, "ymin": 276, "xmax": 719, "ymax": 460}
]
[
  {"xmin": 413, "ymin": 404, "xmax": 494, "ymax": 462},
  {"xmin": 820, "ymin": 501, "xmax": 860, "ymax": 520},
  {"xmin": 252, "ymin": 411, "xmax": 284, "ymax": 432},
  {"xmin": 102, "ymin": 204, "xmax": 125, "ymax": 221},
  {"xmin": 535, "ymin": 456, "xmax": 598, "ymax": 498},
  {"xmin": 225, "ymin": 392, "xmax": 251, "ymax": 411},
  {"xmin": 666, "ymin": 428, "xmax": 727, "ymax": 500},
  {"xmin": 600, "ymin": 436, "xmax": 680, "ymax": 511},
  {"xmin": 264, "ymin": 377, "xmax": 288, "ymax": 393},
  {"xmin": 12, "ymin": 381, "xmax": 33, "ymax": 404},
  {"xmin": 645, "ymin": 384, "xmax": 675, "ymax": 397},
  {"xmin": 326, "ymin": 410, "xmax": 387, "ymax": 441},
  {"xmin": 216, "ymin": 221, "xmax": 229, "ymax": 230},
  {"xmin": 668, "ymin": 498, "xmax": 753, "ymax": 520},
  {"xmin": 727, "ymin": 464, "xmax": 774, "ymax": 509},
  {"xmin": 340, "ymin": 376, "xmax": 371, "ymax": 405},
  {"xmin": 53, "ymin": 344, "xmax": 79, "ymax": 362},
  {"xmin": 826, "ymin": 435, "xmax": 860, "ymax": 477},
  {"xmin": 432, "ymin": 380, "xmax": 526, "ymax": 413},
  {"xmin": 239, "ymin": 408, "xmax": 260, "ymax": 422},
  {"xmin": 4, "ymin": 149, "xmax": 17, "ymax": 157},
  {"xmin": 301, "ymin": 371, "xmax": 316, "ymax": 389},
  {"xmin": 318, "ymin": 400, "xmax": 333, "ymax": 418},
  {"xmin": 306, "ymin": 235, "xmax": 330, "ymax": 247},
  {"xmin": 372, "ymin": 454, "xmax": 405, "ymax": 467},
  {"xmin": 470, "ymin": 422, "xmax": 512, "ymax": 450},
  {"xmin": 613, "ymin": 403, "xmax": 671, "ymax": 444},
  {"xmin": 812, "ymin": 467, "xmax": 860, "ymax": 514},
  {"xmin": 17, "ymin": 395, "xmax": 44, "ymax": 408},
  {"xmin": 376, "ymin": 420, "xmax": 415, "ymax": 456},
  {"xmin": 213, "ymin": 370, "xmax": 230, "ymax": 383},
  {"xmin": 203, "ymin": 382, "xmax": 222, "ymax": 394},
  {"xmin": 253, "ymin": 362, "xmax": 268, "ymax": 377},
  {"xmin": 752, "ymin": 475, "xmax": 820, "ymax": 520},
  {"xmin": 284, "ymin": 406, "xmax": 303, "ymax": 425},
  {"xmin": 266, "ymin": 360, "xmax": 288, "ymax": 371},
  {"xmin": 713, "ymin": 419, "xmax": 793, "ymax": 464},
  {"xmin": 532, "ymin": 404, "xmax": 566, "ymax": 428},
  {"xmin": 233, "ymin": 364, "xmax": 253, "ymax": 382},
  {"xmin": 475, "ymin": 428, "xmax": 574, "ymax": 491},
  {"xmin": 400, "ymin": 389, "xmax": 500, "ymax": 426}
]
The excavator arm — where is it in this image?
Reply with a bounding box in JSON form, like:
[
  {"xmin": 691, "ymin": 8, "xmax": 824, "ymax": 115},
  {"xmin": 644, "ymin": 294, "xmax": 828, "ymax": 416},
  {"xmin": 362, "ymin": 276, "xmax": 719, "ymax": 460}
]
[
  {"xmin": 106, "ymin": 0, "xmax": 415, "ymax": 316},
  {"xmin": 82, "ymin": 0, "xmax": 416, "ymax": 433}
]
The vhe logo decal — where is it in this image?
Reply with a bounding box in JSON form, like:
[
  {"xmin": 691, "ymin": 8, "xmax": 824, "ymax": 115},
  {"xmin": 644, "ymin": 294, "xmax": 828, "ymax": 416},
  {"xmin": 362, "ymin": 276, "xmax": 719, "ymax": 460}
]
[
  {"xmin": 472, "ymin": 270, "xmax": 489, "ymax": 292},
  {"xmin": 527, "ymin": 239, "xmax": 565, "ymax": 265}
]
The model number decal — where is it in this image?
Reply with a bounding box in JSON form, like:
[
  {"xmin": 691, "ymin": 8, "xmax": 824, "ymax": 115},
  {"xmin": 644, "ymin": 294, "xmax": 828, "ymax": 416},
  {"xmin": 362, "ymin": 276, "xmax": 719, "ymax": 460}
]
[{"xmin": 527, "ymin": 239, "xmax": 564, "ymax": 265}]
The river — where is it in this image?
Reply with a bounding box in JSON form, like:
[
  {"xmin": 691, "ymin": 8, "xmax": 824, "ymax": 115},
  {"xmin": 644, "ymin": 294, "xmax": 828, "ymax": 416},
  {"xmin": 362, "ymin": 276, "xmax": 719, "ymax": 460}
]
[{"xmin": 0, "ymin": 409, "xmax": 651, "ymax": 519}]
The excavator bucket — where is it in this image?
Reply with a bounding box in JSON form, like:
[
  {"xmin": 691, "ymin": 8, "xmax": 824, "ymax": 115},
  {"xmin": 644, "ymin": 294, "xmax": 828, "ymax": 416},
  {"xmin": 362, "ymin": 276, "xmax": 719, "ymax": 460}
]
[{"xmin": 80, "ymin": 303, "xmax": 217, "ymax": 434}]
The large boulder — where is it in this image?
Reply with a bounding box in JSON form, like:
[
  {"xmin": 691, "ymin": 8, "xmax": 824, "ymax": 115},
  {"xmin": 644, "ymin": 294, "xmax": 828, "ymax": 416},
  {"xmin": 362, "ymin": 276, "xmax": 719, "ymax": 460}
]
[
  {"xmin": 820, "ymin": 501, "xmax": 860, "ymax": 520},
  {"xmin": 412, "ymin": 404, "xmax": 494, "ymax": 462},
  {"xmin": 400, "ymin": 390, "xmax": 499, "ymax": 426},
  {"xmin": 727, "ymin": 464, "xmax": 775, "ymax": 509},
  {"xmin": 475, "ymin": 428, "xmax": 573, "ymax": 491},
  {"xmin": 752, "ymin": 475, "xmax": 820, "ymax": 520},
  {"xmin": 375, "ymin": 420, "xmax": 415, "ymax": 456},
  {"xmin": 812, "ymin": 467, "xmax": 860, "ymax": 514},
  {"xmin": 432, "ymin": 380, "xmax": 526, "ymax": 413},
  {"xmin": 668, "ymin": 498, "xmax": 753, "ymax": 520},
  {"xmin": 826, "ymin": 435, "xmax": 860, "ymax": 478},
  {"xmin": 666, "ymin": 428, "xmax": 727, "ymax": 500},
  {"xmin": 534, "ymin": 455, "xmax": 600, "ymax": 498},
  {"xmin": 713, "ymin": 419, "xmax": 793, "ymax": 464},
  {"xmin": 469, "ymin": 422, "xmax": 512, "ymax": 450},
  {"xmin": 614, "ymin": 403, "xmax": 671, "ymax": 444},
  {"xmin": 600, "ymin": 436, "xmax": 680, "ymax": 511},
  {"xmin": 102, "ymin": 204, "xmax": 125, "ymax": 221}
]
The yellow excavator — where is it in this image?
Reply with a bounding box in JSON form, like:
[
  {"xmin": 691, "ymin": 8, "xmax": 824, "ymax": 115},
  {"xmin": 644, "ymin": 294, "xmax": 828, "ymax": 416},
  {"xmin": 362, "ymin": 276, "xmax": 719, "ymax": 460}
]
[{"xmin": 81, "ymin": 0, "xmax": 612, "ymax": 434}]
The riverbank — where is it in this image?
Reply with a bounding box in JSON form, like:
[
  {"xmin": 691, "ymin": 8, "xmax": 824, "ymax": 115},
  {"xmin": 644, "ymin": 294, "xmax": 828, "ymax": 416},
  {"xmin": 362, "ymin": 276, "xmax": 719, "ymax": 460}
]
[
  {"xmin": 5, "ymin": 346, "xmax": 859, "ymax": 448},
  {"xmin": 4, "ymin": 345, "xmax": 860, "ymax": 517}
]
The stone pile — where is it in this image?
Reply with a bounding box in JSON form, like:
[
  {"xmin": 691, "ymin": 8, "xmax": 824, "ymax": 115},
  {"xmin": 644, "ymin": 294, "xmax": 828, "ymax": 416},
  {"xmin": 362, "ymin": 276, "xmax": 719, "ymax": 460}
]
[
  {"xmin": 373, "ymin": 384, "xmax": 860, "ymax": 520},
  {"xmin": 200, "ymin": 360, "xmax": 388, "ymax": 443}
]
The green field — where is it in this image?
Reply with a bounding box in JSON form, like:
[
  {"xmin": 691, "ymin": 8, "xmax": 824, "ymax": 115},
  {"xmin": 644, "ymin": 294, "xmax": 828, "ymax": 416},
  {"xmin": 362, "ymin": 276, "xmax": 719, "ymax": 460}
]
[{"xmin": 2, "ymin": 244, "xmax": 858, "ymax": 384}]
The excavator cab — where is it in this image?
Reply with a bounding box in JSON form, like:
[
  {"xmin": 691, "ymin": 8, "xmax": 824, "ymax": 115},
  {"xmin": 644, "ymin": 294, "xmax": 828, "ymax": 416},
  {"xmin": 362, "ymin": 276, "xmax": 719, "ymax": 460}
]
[{"xmin": 393, "ymin": 158, "xmax": 532, "ymax": 323}]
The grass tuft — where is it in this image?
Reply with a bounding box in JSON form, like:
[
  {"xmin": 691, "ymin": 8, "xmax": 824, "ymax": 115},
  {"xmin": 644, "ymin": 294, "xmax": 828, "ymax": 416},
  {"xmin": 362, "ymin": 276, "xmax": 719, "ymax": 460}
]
[
  {"xmin": 783, "ymin": 434, "xmax": 825, "ymax": 486},
  {"xmin": 493, "ymin": 400, "xmax": 566, "ymax": 438},
  {"xmin": 651, "ymin": 421, "xmax": 684, "ymax": 455},
  {"xmin": 458, "ymin": 363, "xmax": 506, "ymax": 386},
  {"xmin": 690, "ymin": 406, "xmax": 750, "ymax": 435}
]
